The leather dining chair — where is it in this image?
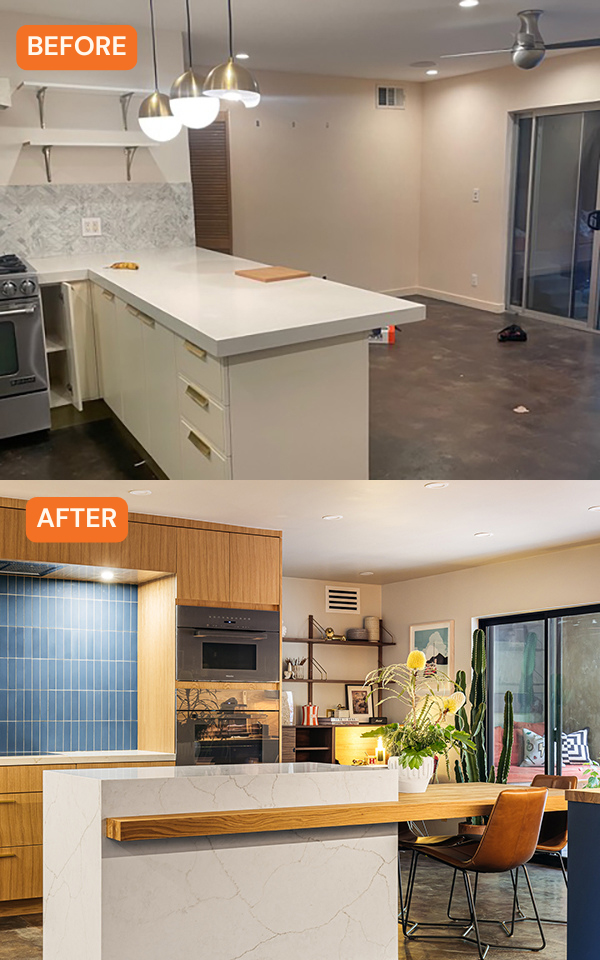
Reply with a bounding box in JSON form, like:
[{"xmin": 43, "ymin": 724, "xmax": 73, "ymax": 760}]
[
  {"xmin": 531, "ymin": 773, "xmax": 577, "ymax": 886},
  {"xmin": 400, "ymin": 788, "xmax": 548, "ymax": 960}
]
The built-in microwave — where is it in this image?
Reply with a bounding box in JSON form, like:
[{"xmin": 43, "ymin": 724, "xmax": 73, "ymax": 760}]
[{"xmin": 176, "ymin": 605, "xmax": 280, "ymax": 683}]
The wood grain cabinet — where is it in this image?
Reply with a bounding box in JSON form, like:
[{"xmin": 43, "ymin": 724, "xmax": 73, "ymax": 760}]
[
  {"xmin": 176, "ymin": 527, "xmax": 230, "ymax": 603},
  {"xmin": 0, "ymin": 845, "xmax": 42, "ymax": 902},
  {"xmin": 230, "ymin": 534, "xmax": 281, "ymax": 606}
]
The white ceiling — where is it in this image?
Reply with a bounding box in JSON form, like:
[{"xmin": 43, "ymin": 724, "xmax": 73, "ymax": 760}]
[
  {"xmin": 2, "ymin": 0, "xmax": 600, "ymax": 80},
  {"xmin": 2, "ymin": 481, "xmax": 600, "ymax": 583}
]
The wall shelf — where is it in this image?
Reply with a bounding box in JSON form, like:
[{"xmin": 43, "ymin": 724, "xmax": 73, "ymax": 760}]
[
  {"xmin": 22, "ymin": 130, "xmax": 157, "ymax": 183},
  {"xmin": 16, "ymin": 81, "xmax": 152, "ymax": 132},
  {"xmin": 284, "ymin": 638, "xmax": 395, "ymax": 648}
]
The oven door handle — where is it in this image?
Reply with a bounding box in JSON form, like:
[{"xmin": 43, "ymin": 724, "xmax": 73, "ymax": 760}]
[{"xmin": 0, "ymin": 306, "xmax": 37, "ymax": 317}]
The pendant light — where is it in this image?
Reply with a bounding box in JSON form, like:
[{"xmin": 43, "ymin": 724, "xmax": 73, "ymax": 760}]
[
  {"xmin": 203, "ymin": 0, "xmax": 260, "ymax": 109},
  {"xmin": 139, "ymin": 0, "xmax": 182, "ymax": 142},
  {"xmin": 170, "ymin": 0, "xmax": 220, "ymax": 129}
]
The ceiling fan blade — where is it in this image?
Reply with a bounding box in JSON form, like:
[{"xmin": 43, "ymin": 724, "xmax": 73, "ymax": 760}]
[
  {"xmin": 546, "ymin": 38, "xmax": 600, "ymax": 50},
  {"xmin": 440, "ymin": 49, "xmax": 513, "ymax": 59}
]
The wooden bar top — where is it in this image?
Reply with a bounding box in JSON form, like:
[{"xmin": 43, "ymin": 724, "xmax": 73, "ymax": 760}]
[
  {"xmin": 105, "ymin": 782, "xmax": 568, "ymax": 843},
  {"xmin": 566, "ymin": 788, "xmax": 600, "ymax": 805}
]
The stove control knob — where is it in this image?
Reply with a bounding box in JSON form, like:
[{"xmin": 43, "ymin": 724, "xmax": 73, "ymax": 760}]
[
  {"xmin": 20, "ymin": 279, "xmax": 36, "ymax": 296},
  {"xmin": 1, "ymin": 281, "xmax": 16, "ymax": 297}
]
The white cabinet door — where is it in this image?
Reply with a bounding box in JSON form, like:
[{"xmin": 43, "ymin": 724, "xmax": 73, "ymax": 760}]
[
  {"xmin": 60, "ymin": 283, "xmax": 83, "ymax": 412},
  {"xmin": 116, "ymin": 300, "xmax": 150, "ymax": 452},
  {"xmin": 141, "ymin": 313, "xmax": 181, "ymax": 479},
  {"xmin": 91, "ymin": 284, "xmax": 122, "ymax": 418},
  {"xmin": 67, "ymin": 280, "xmax": 99, "ymax": 401}
]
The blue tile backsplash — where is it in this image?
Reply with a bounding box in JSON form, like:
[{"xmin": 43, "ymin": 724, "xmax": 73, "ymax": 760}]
[{"xmin": 0, "ymin": 575, "xmax": 138, "ymax": 756}]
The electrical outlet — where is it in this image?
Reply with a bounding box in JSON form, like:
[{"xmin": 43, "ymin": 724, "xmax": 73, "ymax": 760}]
[
  {"xmin": 471, "ymin": 274, "xmax": 478, "ymax": 287},
  {"xmin": 472, "ymin": 188, "xmax": 480, "ymax": 203},
  {"xmin": 82, "ymin": 217, "xmax": 102, "ymax": 237}
]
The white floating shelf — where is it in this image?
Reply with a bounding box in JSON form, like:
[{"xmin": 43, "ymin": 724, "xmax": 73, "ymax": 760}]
[
  {"xmin": 50, "ymin": 385, "xmax": 72, "ymax": 409},
  {"xmin": 24, "ymin": 129, "xmax": 156, "ymax": 148},
  {"xmin": 17, "ymin": 81, "xmax": 152, "ymax": 96}
]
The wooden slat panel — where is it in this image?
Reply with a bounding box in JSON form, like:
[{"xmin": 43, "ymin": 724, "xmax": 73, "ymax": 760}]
[
  {"xmin": 137, "ymin": 576, "xmax": 177, "ymax": 753},
  {"xmin": 0, "ymin": 846, "xmax": 42, "ymax": 901},
  {"xmin": 229, "ymin": 534, "xmax": 281, "ymax": 606},
  {"xmin": 105, "ymin": 785, "xmax": 568, "ymax": 842},
  {"xmin": 0, "ymin": 794, "xmax": 43, "ymax": 846},
  {"xmin": 0, "ymin": 766, "xmax": 75, "ymax": 794},
  {"xmin": 176, "ymin": 528, "xmax": 230, "ymax": 603},
  {"xmin": 188, "ymin": 119, "xmax": 233, "ymax": 254}
]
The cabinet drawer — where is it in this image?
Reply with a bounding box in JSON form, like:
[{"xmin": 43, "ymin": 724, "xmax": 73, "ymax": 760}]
[
  {"xmin": 180, "ymin": 419, "xmax": 231, "ymax": 480},
  {"xmin": 175, "ymin": 338, "xmax": 228, "ymax": 404},
  {"xmin": 0, "ymin": 765, "xmax": 75, "ymax": 795},
  {"xmin": 178, "ymin": 376, "xmax": 230, "ymax": 455},
  {"xmin": 0, "ymin": 794, "xmax": 42, "ymax": 847},
  {"xmin": 0, "ymin": 845, "xmax": 42, "ymax": 901}
]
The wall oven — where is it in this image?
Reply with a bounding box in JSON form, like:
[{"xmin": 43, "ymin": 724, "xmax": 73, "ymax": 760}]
[
  {"xmin": 176, "ymin": 687, "xmax": 280, "ymax": 766},
  {"xmin": 176, "ymin": 605, "xmax": 280, "ymax": 683}
]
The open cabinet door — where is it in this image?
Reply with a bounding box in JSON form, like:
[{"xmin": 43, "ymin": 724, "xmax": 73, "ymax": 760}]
[{"xmin": 60, "ymin": 281, "xmax": 83, "ymax": 412}]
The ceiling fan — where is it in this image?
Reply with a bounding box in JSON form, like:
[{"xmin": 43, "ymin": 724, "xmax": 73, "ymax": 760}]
[{"xmin": 441, "ymin": 9, "xmax": 600, "ymax": 71}]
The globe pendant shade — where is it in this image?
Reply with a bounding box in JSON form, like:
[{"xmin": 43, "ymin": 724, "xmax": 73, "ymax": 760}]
[
  {"xmin": 203, "ymin": 58, "xmax": 260, "ymax": 107},
  {"xmin": 170, "ymin": 68, "xmax": 221, "ymax": 128},
  {"xmin": 138, "ymin": 91, "xmax": 182, "ymax": 142}
]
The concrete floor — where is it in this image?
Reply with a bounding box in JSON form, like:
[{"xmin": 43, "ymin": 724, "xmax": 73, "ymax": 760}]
[
  {"xmin": 0, "ymin": 859, "xmax": 565, "ymax": 959},
  {"xmin": 370, "ymin": 298, "xmax": 600, "ymax": 479}
]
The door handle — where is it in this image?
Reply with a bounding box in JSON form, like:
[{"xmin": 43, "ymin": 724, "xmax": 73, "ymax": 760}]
[
  {"xmin": 184, "ymin": 341, "xmax": 207, "ymax": 361},
  {"xmin": 0, "ymin": 853, "xmax": 17, "ymax": 858},
  {"xmin": 187, "ymin": 430, "xmax": 212, "ymax": 459},
  {"xmin": 0, "ymin": 799, "xmax": 16, "ymax": 804},
  {"xmin": 185, "ymin": 384, "xmax": 209, "ymax": 409},
  {"xmin": 139, "ymin": 314, "xmax": 155, "ymax": 328},
  {"xmin": 0, "ymin": 306, "xmax": 36, "ymax": 317},
  {"xmin": 101, "ymin": 289, "xmax": 115, "ymax": 301}
]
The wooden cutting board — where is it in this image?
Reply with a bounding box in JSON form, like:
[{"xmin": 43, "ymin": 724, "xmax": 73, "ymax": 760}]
[{"xmin": 234, "ymin": 266, "xmax": 311, "ymax": 283}]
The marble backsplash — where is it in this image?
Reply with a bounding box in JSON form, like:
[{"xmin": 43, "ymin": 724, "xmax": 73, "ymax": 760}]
[{"xmin": 0, "ymin": 182, "xmax": 195, "ymax": 257}]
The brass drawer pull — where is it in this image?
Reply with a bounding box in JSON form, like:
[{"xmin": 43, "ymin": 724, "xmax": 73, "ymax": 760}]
[
  {"xmin": 184, "ymin": 341, "xmax": 207, "ymax": 361},
  {"xmin": 127, "ymin": 303, "xmax": 155, "ymax": 328},
  {"xmin": 187, "ymin": 431, "xmax": 211, "ymax": 459},
  {"xmin": 101, "ymin": 289, "xmax": 115, "ymax": 301},
  {"xmin": 0, "ymin": 853, "xmax": 17, "ymax": 858},
  {"xmin": 0, "ymin": 799, "xmax": 16, "ymax": 804},
  {"xmin": 185, "ymin": 384, "xmax": 209, "ymax": 409}
]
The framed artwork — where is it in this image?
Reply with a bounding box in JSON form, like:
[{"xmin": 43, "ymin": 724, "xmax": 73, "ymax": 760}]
[
  {"xmin": 346, "ymin": 684, "xmax": 371, "ymax": 721},
  {"xmin": 409, "ymin": 621, "xmax": 454, "ymax": 683}
]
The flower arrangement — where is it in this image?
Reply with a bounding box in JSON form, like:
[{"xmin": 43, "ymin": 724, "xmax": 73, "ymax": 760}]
[{"xmin": 362, "ymin": 651, "xmax": 475, "ymax": 774}]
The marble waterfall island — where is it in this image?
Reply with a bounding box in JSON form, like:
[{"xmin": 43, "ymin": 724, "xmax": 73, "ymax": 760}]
[{"xmin": 44, "ymin": 762, "xmax": 399, "ymax": 960}]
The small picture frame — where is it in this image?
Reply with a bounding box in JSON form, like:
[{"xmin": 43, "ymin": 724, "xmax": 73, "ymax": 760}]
[
  {"xmin": 409, "ymin": 620, "xmax": 454, "ymax": 684},
  {"xmin": 346, "ymin": 684, "xmax": 371, "ymax": 721}
]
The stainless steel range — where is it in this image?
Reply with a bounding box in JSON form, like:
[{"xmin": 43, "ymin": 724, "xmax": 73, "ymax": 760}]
[{"xmin": 0, "ymin": 254, "xmax": 50, "ymax": 440}]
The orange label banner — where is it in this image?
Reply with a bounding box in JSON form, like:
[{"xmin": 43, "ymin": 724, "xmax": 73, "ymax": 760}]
[
  {"xmin": 16, "ymin": 25, "xmax": 137, "ymax": 70},
  {"xmin": 26, "ymin": 498, "xmax": 129, "ymax": 543}
]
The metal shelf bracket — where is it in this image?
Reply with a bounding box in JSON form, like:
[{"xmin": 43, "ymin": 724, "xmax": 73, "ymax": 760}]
[
  {"xmin": 36, "ymin": 86, "xmax": 47, "ymax": 129},
  {"xmin": 124, "ymin": 145, "xmax": 138, "ymax": 182},
  {"xmin": 120, "ymin": 92, "xmax": 134, "ymax": 131},
  {"xmin": 41, "ymin": 145, "xmax": 52, "ymax": 183}
]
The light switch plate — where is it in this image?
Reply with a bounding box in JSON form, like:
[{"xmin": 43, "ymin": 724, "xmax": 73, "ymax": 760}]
[{"xmin": 82, "ymin": 217, "xmax": 102, "ymax": 237}]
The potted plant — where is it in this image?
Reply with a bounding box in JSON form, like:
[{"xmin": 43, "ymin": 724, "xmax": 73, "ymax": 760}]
[{"xmin": 363, "ymin": 651, "xmax": 475, "ymax": 793}]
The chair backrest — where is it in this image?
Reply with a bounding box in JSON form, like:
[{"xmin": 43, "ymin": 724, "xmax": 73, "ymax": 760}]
[
  {"xmin": 550, "ymin": 775, "xmax": 578, "ymax": 790},
  {"xmin": 531, "ymin": 774, "xmax": 556, "ymax": 788},
  {"xmin": 471, "ymin": 788, "xmax": 547, "ymax": 873}
]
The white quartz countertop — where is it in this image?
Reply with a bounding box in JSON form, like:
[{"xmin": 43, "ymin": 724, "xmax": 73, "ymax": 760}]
[
  {"xmin": 32, "ymin": 246, "xmax": 426, "ymax": 358},
  {"xmin": 0, "ymin": 750, "xmax": 175, "ymax": 766}
]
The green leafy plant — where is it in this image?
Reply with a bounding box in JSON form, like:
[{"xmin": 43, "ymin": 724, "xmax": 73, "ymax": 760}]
[
  {"xmin": 363, "ymin": 652, "xmax": 475, "ymax": 775},
  {"xmin": 582, "ymin": 760, "xmax": 600, "ymax": 789}
]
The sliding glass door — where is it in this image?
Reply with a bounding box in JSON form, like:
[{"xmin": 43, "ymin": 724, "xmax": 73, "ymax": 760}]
[
  {"xmin": 483, "ymin": 604, "xmax": 600, "ymax": 782},
  {"xmin": 508, "ymin": 109, "xmax": 600, "ymax": 330}
]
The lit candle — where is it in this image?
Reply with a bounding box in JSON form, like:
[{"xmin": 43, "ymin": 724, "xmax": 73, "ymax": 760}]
[{"xmin": 376, "ymin": 736, "xmax": 385, "ymax": 763}]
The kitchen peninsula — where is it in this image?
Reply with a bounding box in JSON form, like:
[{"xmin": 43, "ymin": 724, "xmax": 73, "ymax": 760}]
[
  {"xmin": 33, "ymin": 246, "xmax": 426, "ymax": 479},
  {"xmin": 44, "ymin": 762, "xmax": 399, "ymax": 960}
]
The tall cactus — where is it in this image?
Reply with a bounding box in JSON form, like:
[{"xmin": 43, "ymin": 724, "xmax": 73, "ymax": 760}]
[{"xmin": 454, "ymin": 628, "xmax": 514, "ymax": 785}]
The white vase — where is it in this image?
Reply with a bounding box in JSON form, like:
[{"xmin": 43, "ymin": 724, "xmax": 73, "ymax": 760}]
[{"xmin": 390, "ymin": 755, "xmax": 434, "ymax": 793}]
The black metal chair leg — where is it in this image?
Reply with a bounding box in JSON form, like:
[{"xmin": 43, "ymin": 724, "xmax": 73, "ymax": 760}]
[
  {"xmin": 522, "ymin": 863, "xmax": 547, "ymax": 952},
  {"xmin": 402, "ymin": 850, "xmax": 420, "ymax": 936},
  {"xmin": 463, "ymin": 870, "xmax": 489, "ymax": 960},
  {"xmin": 397, "ymin": 851, "xmax": 404, "ymax": 923},
  {"xmin": 557, "ymin": 852, "xmax": 568, "ymax": 887}
]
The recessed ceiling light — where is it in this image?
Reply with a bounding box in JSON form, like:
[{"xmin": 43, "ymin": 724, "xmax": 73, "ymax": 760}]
[
  {"xmin": 426, "ymin": 69, "xmax": 439, "ymax": 76},
  {"xmin": 129, "ymin": 489, "xmax": 153, "ymax": 496},
  {"xmin": 100, "ymin": 570, "xmax": 115, "ymax": 581},
  {"xmin": 425, "ymin": 482, "xmax": 449, "ymax": 489},
  {"xmin": 588, "ymin": 505, "xmax": 600, "ymax": 512},
  {"xmin": 322, "ymin": 515, "xmax": 343, "ymax": 521},
  {"xmin": 459, "ymin": 0, "xmax": 479, "ymax": 7},
  {"xmin": 360, "ymin": 571, "xmax": 375, "ymax": 577},
  {"xmin": 235, "ymin": 52, "xmax": 250, "ymax": 60},
  {"xmin": 474, "ymin": 531, "xmax": 493, "ymax": 538}
]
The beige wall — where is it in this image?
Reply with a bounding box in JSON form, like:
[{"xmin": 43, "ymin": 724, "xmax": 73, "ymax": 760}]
[
  {"xmin": 282, "ymin": 576, "xmax": 382, "ymax": 723},
  {"xmin": 382, "ymin": 538, "xmax": 600, "ymax": 726},
  {"xmin": 418, "ymin": 50, "xmax": 600, "ymax": 312},
  {"xmin": 227, "ymin": 70, "xmax": 423, "ymax": 292},
  {"xmin": 0, "ymin": 11, "xmax": 190, "ymax": 185}
]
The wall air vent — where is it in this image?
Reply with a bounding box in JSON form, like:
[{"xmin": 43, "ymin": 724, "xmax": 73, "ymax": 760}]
[
  {"xmin": 326, "ymin": 585, "xmax": 360, "ymax": 615},
  {"xmin": 376, "ymin": 86, "xmax": 405, "ymax": 109}
]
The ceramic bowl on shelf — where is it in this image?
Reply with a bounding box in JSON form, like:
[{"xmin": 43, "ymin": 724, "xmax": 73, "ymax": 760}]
[{"xmin": 347, "ymin": 628, "xmax": 369, "ymax": 641}]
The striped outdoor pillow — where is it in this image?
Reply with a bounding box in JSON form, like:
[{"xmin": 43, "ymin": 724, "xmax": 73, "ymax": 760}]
[{"xmin": 561, "ymin": 729, "xmax": 590, "ymax": 764}]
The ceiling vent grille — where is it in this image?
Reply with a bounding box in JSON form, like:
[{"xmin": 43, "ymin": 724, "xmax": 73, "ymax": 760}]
[
  {"xmin": 326, "ymin": 585, "xmax": 360, "ymax": 615},
  {"xmin": 376, "ymin": 86, "xmax": 405, "ymax": 109}
]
